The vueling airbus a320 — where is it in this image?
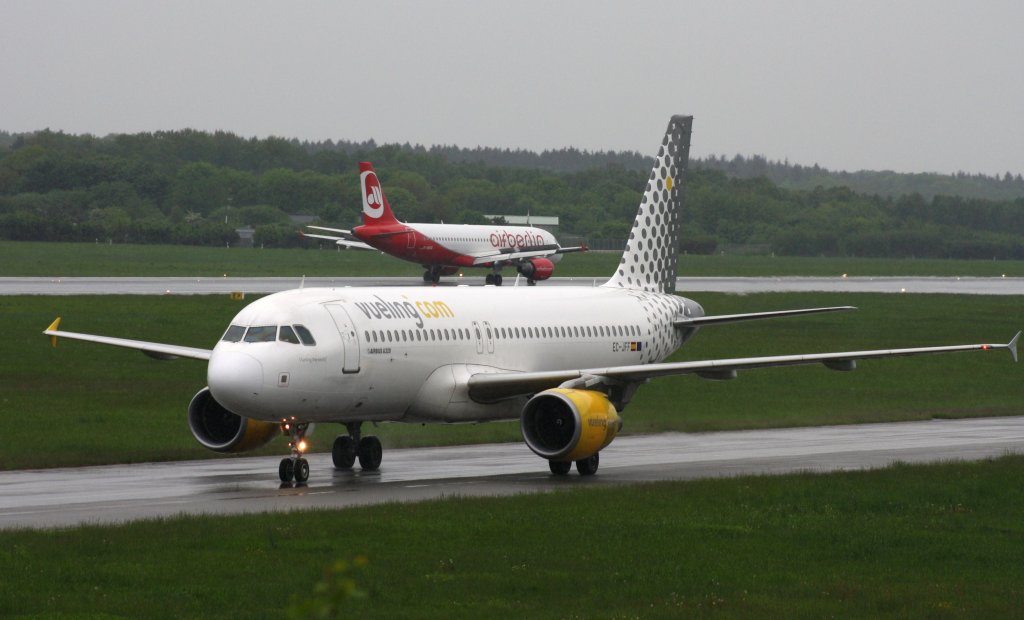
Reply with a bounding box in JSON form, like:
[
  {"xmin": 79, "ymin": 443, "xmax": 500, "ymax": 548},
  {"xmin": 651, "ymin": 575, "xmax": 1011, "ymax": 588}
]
[
  {"xmin": 45, "ymin": 116, "xmax": 1019, "ymax": 483},
  {"xmin": 302, "ymin": 162, "xmax": 585, "ymax": 285}
]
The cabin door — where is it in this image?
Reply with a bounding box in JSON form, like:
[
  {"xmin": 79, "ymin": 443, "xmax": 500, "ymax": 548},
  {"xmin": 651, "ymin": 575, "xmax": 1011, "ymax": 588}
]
[{"xmin": 325, "ymin": 304, "xmax": 361, "ymax": 374}]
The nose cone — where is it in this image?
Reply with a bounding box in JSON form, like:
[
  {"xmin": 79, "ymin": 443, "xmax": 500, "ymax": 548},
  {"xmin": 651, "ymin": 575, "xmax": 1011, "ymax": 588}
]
[{"xmin": 208, "ymin": 350, "xmax": 264, "ymax": 415}]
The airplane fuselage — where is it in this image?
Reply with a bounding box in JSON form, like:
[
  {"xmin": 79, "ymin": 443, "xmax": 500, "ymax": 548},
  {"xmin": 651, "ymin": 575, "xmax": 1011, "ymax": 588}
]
[
  {"xmin": 353, "ymin": 222, "xmax": 563, "ymax": 268},
  {"xmin": 208, "ymin": 285, "xmax": 703, "ymax": 425}
]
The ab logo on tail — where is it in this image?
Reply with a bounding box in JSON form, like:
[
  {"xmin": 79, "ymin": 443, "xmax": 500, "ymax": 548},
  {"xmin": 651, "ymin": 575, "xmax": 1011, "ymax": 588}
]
[{"xmin": 361, "ymin": 171, "xmax": 385, "ymax": 219}]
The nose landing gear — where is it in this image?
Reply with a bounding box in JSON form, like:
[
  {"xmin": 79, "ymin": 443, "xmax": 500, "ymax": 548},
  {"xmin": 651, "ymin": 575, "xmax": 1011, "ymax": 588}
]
[{"xmin": 279, "ymin": 421, "xmax": 311, "ymax": 484}]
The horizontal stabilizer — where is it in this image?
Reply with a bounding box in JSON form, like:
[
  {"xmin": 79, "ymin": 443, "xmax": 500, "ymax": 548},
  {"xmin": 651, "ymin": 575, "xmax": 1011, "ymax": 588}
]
[
  {"xmin": 302, "ymin": 233, "xmax": 375, "ymax": 251},
  {"xmin": 675, "ymin": 306, "xmax": 857, "ymax": 327},
  {"xmin": 306, "ymin": 225, "xmax": 353, "ymax": 235},
  {"xmin": 302, "ymin": 226, "xmax": 376, "ymax": 250}
]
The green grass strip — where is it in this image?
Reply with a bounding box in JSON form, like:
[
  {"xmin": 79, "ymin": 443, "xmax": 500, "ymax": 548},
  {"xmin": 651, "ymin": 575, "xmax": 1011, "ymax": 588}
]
[
  {"xmin": 3, "ymin": 292, "xmax": 1021, "ymax": 470},
  {"xmin": 2, "ymin": 456, "xmax": 1024, "ymax": 618},
  {"xmin": 3, "ymin": 239, "xmax": 1024, "ymax": 277}
]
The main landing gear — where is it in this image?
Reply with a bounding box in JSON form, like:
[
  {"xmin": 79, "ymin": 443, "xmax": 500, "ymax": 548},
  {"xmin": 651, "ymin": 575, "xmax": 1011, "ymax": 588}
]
[
  {"xmin": 332, "ymin": 422, "xmax": 383, "ymax": 472},
  {"xmin": 484, "ymin": 273, "xmax": 504, "ymax": 286},
  {"xmin": 422, "ymin": 267, "xmax": 441, "ymax": 284},
  {"xmin": 279, "ymin": 421, "xmax": 311, "ymax": 484},
  {"xmin": 548, "ymin": 452, "xmax": 599, "ymax": 476}
]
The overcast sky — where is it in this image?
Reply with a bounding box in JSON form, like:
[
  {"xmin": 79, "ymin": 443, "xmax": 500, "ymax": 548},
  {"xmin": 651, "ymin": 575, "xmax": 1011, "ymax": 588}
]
[{"xmin": 2, "ymin": 1, "xmax": 1022, "ymax": 175}]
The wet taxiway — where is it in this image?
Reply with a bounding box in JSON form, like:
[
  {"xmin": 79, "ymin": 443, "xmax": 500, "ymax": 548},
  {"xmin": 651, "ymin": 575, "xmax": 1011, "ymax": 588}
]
[
  {"xmin": 1, "ymin": 275, "xmax": 1022, "ymax": 295},
  {"xmin": 2, "ymin": 416, "xmax": 1022, "ymax": 530}
]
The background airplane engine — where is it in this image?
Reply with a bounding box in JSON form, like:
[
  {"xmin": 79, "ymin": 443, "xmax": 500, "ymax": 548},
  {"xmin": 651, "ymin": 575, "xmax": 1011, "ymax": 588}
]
[
  {"xmin": 520, "ymin": 388, "xmax": 621, "ymax": 461},
  {"xmin": 187, "ymin": 387, "xmax": 280, "ymax": 453},
  {"xmin": 517, "ymin": 257, "xmax": 554, "ymax": 281}
]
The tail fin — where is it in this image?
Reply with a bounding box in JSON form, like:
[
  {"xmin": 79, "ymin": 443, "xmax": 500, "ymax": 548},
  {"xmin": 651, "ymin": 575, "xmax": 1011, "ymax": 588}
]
[
  {"xmin": 359, "ymin": 162, "xmax": 401, "ymax": 226},
  {"xmin": 604, "ymin": 115, "xmax": 692, "ymax": 293}
]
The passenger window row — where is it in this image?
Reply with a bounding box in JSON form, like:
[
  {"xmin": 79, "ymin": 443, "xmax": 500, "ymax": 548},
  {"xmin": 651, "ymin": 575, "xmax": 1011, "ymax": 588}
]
[{"xmin": 362, "ymin": 324, "xmax": 642, "ymax": 345}]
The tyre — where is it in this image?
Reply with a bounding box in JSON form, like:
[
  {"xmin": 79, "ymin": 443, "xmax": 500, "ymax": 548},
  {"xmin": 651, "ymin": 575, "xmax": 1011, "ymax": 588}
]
[
  {"xmin": 294, "ymin": 458, "xmax": 310, "ymax": 483},
  {"xmin": 278, "ymin": 457, "xmax": 295, "ymax": 482},
  {"xmin": 576, "ymin": 453, "xmax": 599, "ymax": 476},
  {"xmin": 358, "ymin": 436, "xmax": 383, "ymax": 471},
  {"xmin": 549, "ymin": 460, "xmax": 571, "ymax": 475},
  {"xmin": 332, "ymin": 435, "xmax": 356, "ymax": 469}
]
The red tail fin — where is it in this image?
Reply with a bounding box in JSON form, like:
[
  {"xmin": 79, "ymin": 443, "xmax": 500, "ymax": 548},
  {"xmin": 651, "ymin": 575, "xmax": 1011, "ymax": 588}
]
[{"xmin": 359, "ymin": 162, "xmax": 400, "ymax": 226}]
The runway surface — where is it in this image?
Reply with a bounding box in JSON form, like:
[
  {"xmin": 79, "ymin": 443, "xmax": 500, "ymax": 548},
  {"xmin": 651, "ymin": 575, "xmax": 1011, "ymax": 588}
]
[
  {"xmin": 1, "ymin": 275, "xmax": 1022, "ymax": 295},
  {"xmin": 3, "ymin": 416, "xmax": 1023, "ymax": 530}
]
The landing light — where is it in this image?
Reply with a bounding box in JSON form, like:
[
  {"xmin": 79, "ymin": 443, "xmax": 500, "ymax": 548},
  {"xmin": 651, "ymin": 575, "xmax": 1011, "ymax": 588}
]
[{"xmin": 298, "ymin": 440, "xmax": 308, "ymax": 453}]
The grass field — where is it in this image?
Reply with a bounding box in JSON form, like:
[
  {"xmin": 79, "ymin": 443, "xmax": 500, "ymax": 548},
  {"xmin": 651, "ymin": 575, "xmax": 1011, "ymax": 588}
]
[
  {"xmin": 2, "ymin": 456, "xmax": 1024, "ymax": 618},
  {"xmin": 2, "ymin": 239, "xmax": 1024, "ymax": 277},
  {"xmin": 3, "ymin": 244, "xmax": 1023, "ymax": 617},
  {"xmin": 2, "ymin": 291, "xmax": 1021, "ymax": 470}
]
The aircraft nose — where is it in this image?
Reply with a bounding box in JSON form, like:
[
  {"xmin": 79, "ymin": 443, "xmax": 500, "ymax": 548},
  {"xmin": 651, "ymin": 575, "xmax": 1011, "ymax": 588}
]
[{"xmin": 208, "ymin": 350, "xmax": 264, "ymax": 412}]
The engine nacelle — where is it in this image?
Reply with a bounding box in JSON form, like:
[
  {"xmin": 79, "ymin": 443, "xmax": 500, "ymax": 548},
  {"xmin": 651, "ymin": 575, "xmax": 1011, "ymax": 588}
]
[
  {"xmin": 520, "ymin": 388, "xmax": 621, "ymax": 461},
  {"xmin": 188, "ymin": 387, "xmax": 280, "ymax": 453},
  {"xmin": 517, "ymin": 257, "xmax": 554, "ymax": 281}
]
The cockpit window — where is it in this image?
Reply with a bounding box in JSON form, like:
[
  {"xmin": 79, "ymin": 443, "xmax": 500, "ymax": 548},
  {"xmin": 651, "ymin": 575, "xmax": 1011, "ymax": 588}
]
[
  {"xmin": 293, "ymin": 324, "xmax": 316, "ymax": 346},
  {"xmin": 243, "ymin": 326, "xmax": 277, "ymax": 343},
  {"xmin": 278, "ymin": 325, "xmax": 301, "ymax": 345},
  {"xmin": 221, "ymin": 324, "xmax": 245, "ymax": 343}
]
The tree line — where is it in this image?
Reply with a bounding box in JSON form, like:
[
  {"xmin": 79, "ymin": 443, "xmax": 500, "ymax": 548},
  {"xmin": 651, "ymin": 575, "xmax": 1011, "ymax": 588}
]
[{"xmin": 1, "ymin": 129, "xmax": 1023, "ymax": 259}]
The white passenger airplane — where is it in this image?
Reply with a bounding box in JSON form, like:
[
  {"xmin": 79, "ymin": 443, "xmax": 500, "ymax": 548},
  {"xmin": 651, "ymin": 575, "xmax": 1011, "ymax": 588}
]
[
  {"xmin": 302, "ymin": 162, "xmax": 585, "ymax": 285},
  {"xmin": 44, "ymin": 116, "xmax": 1019, "ymax": 484}
]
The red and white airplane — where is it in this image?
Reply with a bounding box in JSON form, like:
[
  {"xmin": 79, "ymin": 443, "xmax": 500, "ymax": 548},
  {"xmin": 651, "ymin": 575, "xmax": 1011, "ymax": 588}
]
[
  {"xmin": 303, "ymin": 162, "xmax": 586, "ymax": 285},
  {"xmin": 43, "ymin": 116, "xmax": 1019, "ymax": 484}
]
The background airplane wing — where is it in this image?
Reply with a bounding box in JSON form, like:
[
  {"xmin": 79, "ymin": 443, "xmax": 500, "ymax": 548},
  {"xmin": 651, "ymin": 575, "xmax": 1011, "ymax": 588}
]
[
  {"xmin": 469, "ymin": 244, "xmax": 586, "ymax": 265},
  {"xmin": 467, "ymin": 332, "xmax": 1020, "ymax": 403},
  {"xmin": 44, "ymin": 319, "xmax": 212, "ymax": 361}
]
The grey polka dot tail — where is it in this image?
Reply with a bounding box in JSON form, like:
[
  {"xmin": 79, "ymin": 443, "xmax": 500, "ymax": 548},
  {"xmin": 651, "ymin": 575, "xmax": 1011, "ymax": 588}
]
[
  {"xmin": 600, "ymin": 116, "xmax": 697, "ymax": 364},
  {"xmin": 604, "ymin": 115, "xmax": 692, "ymax": 295}
]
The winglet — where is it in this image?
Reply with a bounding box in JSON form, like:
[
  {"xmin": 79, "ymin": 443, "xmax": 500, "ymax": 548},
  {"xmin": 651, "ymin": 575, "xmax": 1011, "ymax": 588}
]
[
  {"xmin": 46, "ymin": 317, "xmax": 61, "ymax": 347},
  {"xmin": 1009, "ymin": 331, "xmax": 1020, "ymax": 363}
]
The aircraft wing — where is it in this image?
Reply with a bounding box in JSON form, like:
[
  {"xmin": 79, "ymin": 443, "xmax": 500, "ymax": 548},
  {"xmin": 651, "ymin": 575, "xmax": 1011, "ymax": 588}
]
[
  {"xmin": 467, "ymin": 332, "xmax": 1020, "ymax": 403},
  {"xmin": 43, "ymin": 318, "xmax": 212, "ymax": 361},
  {"xmin": 469, "ymin": 244, "xmax": 586, "ymax": 266}
]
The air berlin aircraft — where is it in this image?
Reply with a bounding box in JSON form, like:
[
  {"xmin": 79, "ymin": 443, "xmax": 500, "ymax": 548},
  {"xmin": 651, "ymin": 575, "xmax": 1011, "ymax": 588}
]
[
  {"xmin": 44, "ymin": 116, "xmax": 1019, "ymax": 484},
  {"xmin": 303, "ymin": 162, "xmax": 585, "ymax": 285}
]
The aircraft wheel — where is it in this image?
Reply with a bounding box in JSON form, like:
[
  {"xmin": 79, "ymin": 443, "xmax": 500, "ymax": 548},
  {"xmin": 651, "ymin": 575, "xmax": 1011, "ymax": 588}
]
[
  {"xmin": 422, "ymin": 271, "xmax": 432, "ymax": 282},
  {"xmin": 278, "ymin": 457, "xmax": 295, "ymax": 482},
  {"xmin": 549, "ymin": 460, "xmax": 571, "ymax": 476},
  {"xmin": 431, "ymin": 272, "xmax": 441, "ymax": 283},
  {"xmin": 527, "ymin": 278, "xmax": 536, "ymax": 286},
  {"xmin": 332, "ymin": 435, "xmax": 357, "ymax": 469},
  {"xmin": 358, "ymin": 436, "xmax": 383, "ymax": 471},
  {"xmin": 494, "ymin": 274, "xmax": 503, "ymax": 286},
  {"xmin": 485, "ymin": 274, "xmax": 494, "ymax": 285},
  {"xmin": 576, "ymin": 453, "xmax": 599, "ymax": 476},
  {"xmin": 294, "ymin": 458, "xmax": 310, "ymax": 483}
]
